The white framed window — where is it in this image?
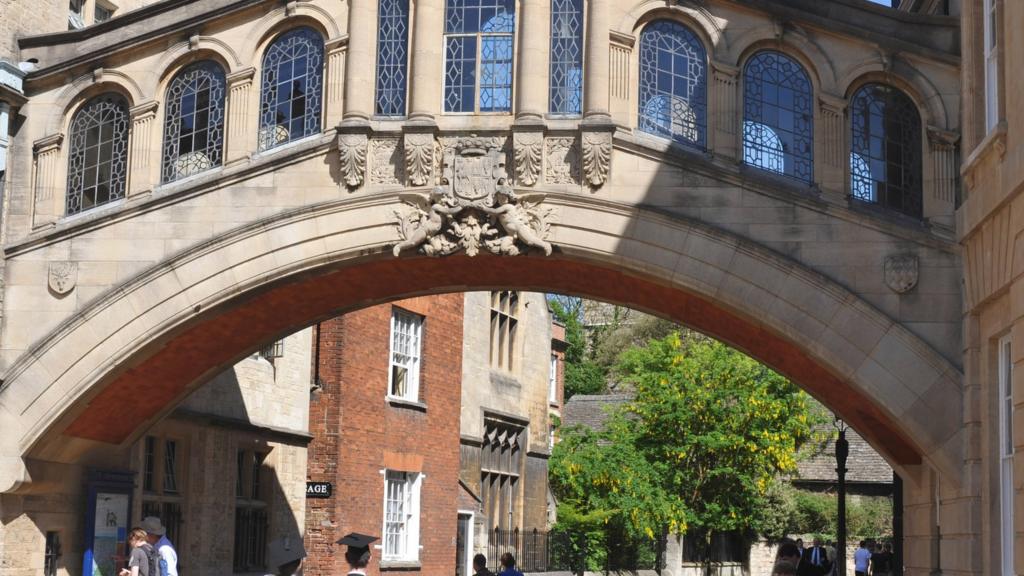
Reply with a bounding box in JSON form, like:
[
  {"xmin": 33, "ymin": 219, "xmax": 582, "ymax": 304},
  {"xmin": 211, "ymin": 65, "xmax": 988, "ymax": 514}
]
[
  {"xmin": 389, "ymin": 309, "xmax": 423, "ymax": 401},
  {"xmin": 984, "ymin": 0, "xmax": 999, "ymax": 132},
  {"xmin": 549, "ymin": 354, "xmax": 558, "ymax": 403},
  {"xmin": 999, "ymin": 335, "xmax": 1014, "ymax": 576},
  {"xmin": 383, "ymin": 470, "xmax": 422, "ymax": 562}
]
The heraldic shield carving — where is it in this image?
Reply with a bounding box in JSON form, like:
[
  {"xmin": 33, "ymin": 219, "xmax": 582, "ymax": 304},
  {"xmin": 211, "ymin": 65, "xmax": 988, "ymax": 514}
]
[
  {"xmin": 884, "ymin": 254, "xmax": 919, "ymax": 294},
  {"xmin": 393, "ymin": 136, "xmax": 555, "ymax": 257}
]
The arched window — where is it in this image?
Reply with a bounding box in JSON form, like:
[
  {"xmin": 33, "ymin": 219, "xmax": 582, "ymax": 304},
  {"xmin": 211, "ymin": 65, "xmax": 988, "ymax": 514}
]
[
  {"xmin": 743, "ymin": 51, "xmax": 813, "ymax": 182},
  {"xmin": 638, "ymin": 20, "xmax": 707, "ymax": 148},
  {"xmin": 66, "ymin": 93, "xmax": 129, "ymax": 215},
  {"xmin": 549, "ymin": 0, "xmax": 583, "ymax": 115},
  {"xmin": 849, "ymin": 83, "xmax": 922, "ymax": 218},
  {"xmin": 162, "ymin": 61, "xmax": 226, "ymax": 182},
  {"xmin": 258, "ymin": 27, "xmax": 324, "ymax": 151},
  {"xmin": 375, "ymin": 0, "xmax": 410, "ymax": 116},
  {"xmin": 444, "ymin": 0, "xmax": 515, "ymax": 113}
]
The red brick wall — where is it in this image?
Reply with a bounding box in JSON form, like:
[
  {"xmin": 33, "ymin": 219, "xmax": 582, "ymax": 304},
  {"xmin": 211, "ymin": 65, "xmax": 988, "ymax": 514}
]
[{"xmin": 305, "ymin": 294, "xmax": 464, "ymax": 576}]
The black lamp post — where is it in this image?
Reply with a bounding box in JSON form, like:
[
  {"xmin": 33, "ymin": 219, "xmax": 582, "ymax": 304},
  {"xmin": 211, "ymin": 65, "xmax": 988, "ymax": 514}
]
[{"xmin": 835, "ymin": 420, "xmax": 849, "ymax": 576}]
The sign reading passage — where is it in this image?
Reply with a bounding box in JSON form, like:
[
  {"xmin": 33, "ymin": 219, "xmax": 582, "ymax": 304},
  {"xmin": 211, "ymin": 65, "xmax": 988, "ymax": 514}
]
[{"xmin": 306, "ymin": 482, "xmax": 333, "ymax": 498}]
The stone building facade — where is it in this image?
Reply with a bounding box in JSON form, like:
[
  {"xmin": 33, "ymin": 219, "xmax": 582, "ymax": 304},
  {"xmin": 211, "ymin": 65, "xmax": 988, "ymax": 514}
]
[{"xmin": 305, "ymin": 292, "xmax": 563, "ymax": 576}]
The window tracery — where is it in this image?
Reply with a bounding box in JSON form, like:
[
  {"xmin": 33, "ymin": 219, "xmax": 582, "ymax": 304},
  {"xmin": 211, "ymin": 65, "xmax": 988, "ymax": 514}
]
[
  {"xmin": 258, "ymin": 27, "xmax": 324, "ymax": 151},
  {"xmin": 444, "ymin": 0, "xmax": 515, "ymax": 113},
  {"xmin": 376, "ymin": 0, "xmax": 410, "ymax": 116},
  {"xmin": 742, "ymin": 51, "xmax": 813, "ymax": 182},
  {"xmin": 638, "ymin": 20, "xmax": 707, "ymax": 148},
  {"xmin": 66, "ymin": 93, "xmax": 129, "ymax": 215},
  {"xmin": 162, "ymin": 61, "xmax": 226, "ymax": 182},
  {"xmin": 549, "ymin": 0, "xmax": 583, "ymax": 115}
]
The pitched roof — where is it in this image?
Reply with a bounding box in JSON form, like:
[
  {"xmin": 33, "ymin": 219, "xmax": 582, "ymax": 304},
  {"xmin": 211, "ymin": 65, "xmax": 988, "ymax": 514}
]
[
  {"xmin": 796, "ymin": 428, "xmax": 893, "ymax": 485},
  {"xmin": 562, "ymin": 394, "xmax": 634, "ymax": 431}
]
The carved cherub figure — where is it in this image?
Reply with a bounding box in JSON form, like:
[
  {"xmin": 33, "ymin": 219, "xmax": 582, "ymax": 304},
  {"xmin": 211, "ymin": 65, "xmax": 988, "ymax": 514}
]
[
  {"xmin": 393, "ymin": 187, "xmax": 463, "ymax": 256},
  {"xmin": 482, "ymin": 189, "xmax": 553, "ymax": 256}
]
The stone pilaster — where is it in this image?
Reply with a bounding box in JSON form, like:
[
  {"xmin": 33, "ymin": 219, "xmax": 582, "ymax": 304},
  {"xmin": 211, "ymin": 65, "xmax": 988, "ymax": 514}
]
[
  {"xmin": 711, "ymin": 61, "xmax": 739, "ymax": 160},
  {"xmin": 515, "ymin": 0, "xmax": 548, "ymax": 122},
  {"xmin": 927, "ymin": 127, "xmax": 959, "ymax": 206},
  {"xmin": 325, "ymin": 38, "xmax": 348, "ymax": 127},
  {"xmin": 342, "ymin": 0, "xmax": 378, "ymax": 124},
  {"xmin": 128, "ymin": 101, "xmax": 159, "ymax": 195},
  {"xmin": 409, "ymin": 0, "xmax": 443, "ymax": 121},
  {"xmin": 817, "ymin": 93, "xmax": 847, "ymax": 196},
  {"xmin": 226, "ymin": 67, "xmax": 255, "ymax": 165},
  {"xmin": 31, "ymin": 133, "xmax": 63, "ymax": 230},
  {"xmin": 583, "ymin": 0, "xmax": 610, "ymax": 121},
  {"xmin": 609, "ymin": 31, "xmax": 634, "ymax": 127}
]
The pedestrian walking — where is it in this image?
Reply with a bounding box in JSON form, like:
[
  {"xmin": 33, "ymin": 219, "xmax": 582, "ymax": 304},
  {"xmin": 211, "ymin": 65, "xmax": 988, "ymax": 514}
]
[
  {"xmin": 497, "ymin": 552, "xmax": 524, "ymax": 576},
  {"xmin": 871, "ymin": 543, "xmax": 891, "ymax": 576},
  {"xmin": 799, "ymin": 538, "xmax": 830, "ymax": 576},
  {"xmin": 773, "ymin": 560, "xmax": 799, "ymax": 576},
  {"xmin": 474, "ymin": 553, "xmax": 495, "ymax": 576},
  {"xmin": 120, "ymin": 528, "xmax": 157, "ymax": 576},
  {"xmin": 140, "ymin": 517, "xmax": 177, "ymax": 576},
  {"xmin": 853, "ymin": 541, "xmax": 872, "ymax": 576},
  {"xmin": 338, "ymin": 533, "xmax": 378, "ymax": 576}
]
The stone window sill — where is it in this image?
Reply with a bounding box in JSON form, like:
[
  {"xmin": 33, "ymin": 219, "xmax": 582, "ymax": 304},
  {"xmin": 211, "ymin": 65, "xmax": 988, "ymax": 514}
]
[
  {"xmin": 387, "ymin": 397, "xmax": 427, "ymax": 412},
  {"xmin": 380, "ymin": 560, "xmax": 422, "ymax": 570}
]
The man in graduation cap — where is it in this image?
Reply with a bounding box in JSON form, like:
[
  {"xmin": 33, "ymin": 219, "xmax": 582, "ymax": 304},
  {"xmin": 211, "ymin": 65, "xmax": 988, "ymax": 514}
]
[
  {"xmin": 337, "ymin": 533, "xmax": 378, "ymax": 576},
  {"xmin": 265, "ymin": 537, "xmax": 306, "ymax": 576}
]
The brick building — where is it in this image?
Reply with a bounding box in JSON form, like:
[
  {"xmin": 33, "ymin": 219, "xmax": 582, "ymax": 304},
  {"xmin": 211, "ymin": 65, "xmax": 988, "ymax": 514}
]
[{"xmin": 306, "ymin": 292, "xmax": 564, "ymax": 576}]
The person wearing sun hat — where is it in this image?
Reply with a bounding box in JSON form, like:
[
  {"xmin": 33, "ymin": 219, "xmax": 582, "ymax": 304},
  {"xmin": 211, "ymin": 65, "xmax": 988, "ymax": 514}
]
[
  {"xmin": 337, "ymin": 533, "xmax": 378, "ymax": 576},
  {"xmin": 139, "ymin": 516, "xmax": 177, "ymax": 576}
]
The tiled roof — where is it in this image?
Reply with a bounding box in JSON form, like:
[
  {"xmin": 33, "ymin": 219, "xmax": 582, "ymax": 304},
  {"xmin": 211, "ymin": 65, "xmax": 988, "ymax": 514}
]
[
  {"xmin": 796, "ymin": 428, "xmax": 893, "ymax": 485},
  {"xmin": 562, "ymin": 394, "xmax": 634, "ymax": 431}
]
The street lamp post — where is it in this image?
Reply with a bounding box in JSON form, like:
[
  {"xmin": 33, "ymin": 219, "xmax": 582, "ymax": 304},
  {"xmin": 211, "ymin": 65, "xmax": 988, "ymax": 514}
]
[{"xmin": 835, "ymin": 422, "xmax": 849, "ymax": 576}]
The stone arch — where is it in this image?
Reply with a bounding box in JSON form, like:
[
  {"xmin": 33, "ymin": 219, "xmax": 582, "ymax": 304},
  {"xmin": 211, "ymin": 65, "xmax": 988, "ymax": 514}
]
[
  {"xmin": 47, "ymin": 70, "xmax": 143, "ymax": 137},
  {"xmin": 840, "ymin": 61, "xmax": 948, "ymax": 131},
  {"xmin": 0, "ymin": 191, "xmax": 963, "ymax": 494},
  {"xmin": 149, "ymin": 39, "xmax": 242, "ymax": 94},
  {"xmin": 619, "ymin": 1, "xmax": 727, "ymax": 60},
  {"xmin": 730, "ymin": 30, "xmax": 838, "ymax": 95},
  {"xmin": 242, "ymin": 7, "xmax": 339, "ymax": 65}
]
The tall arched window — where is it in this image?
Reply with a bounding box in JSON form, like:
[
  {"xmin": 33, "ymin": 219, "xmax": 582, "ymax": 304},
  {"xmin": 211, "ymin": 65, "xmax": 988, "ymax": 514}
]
[
  {"xmin": 375, "ymin": 0, "xmax": 410, "ymax": 116},
  {"xmin": 743, "ymin": 51, "xmax": 813, "ymax": 182},
  {"xmin": 162, "ymin": 61, "xmax": 226, "ymax": 182},
  {"xmin": 258, "ymin": 27, "xmax": 324, "ymax": 151},
  {"xmin": 444, "ymin": 0, "xmax": 515, "ymax": 113},
  {"xmin": 66, "ymin": 93, "xmax": 129, "ymax": 215},
  {"xmin": 849, "ymin": 83, "xmax": 922, "ymax": 218},
  {"xmin": 638, "ymin": 20, "xmax": 707, "ymax": 148},
  {"xmin": 549, "ymin": 0, "xmax": 583, "ymax": 115}
]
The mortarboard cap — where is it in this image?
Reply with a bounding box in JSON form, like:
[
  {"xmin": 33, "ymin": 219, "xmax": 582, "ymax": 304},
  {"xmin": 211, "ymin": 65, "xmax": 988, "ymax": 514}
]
[
  {"xmin": 267, "ymin": 538, "xmax": 306, "ymax": 574},
  {"xmin": 336, "ymin": 533, "xmax": 378, "ymax": 548}
]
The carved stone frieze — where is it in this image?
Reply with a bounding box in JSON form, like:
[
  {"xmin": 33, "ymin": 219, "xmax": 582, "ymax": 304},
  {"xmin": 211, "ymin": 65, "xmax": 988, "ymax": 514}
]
[
  {"xmin": 404, "ymin": 131, "xmax": 435, "ymax": 186},
  {"xmin": 393, "ymin": 136, "xmax": 555, "ymax": 257},
  {"xmin": 369, "ymin": 137, "xmax": 402, "ymax": 185},
  {"xmin": 48, "ymin": 261, "xmax": 77, "ymax": 295},
  {"xmin": 884, "ymin": 254, "xmax": 919, "ymax": 294},
  {"xmin": 545, "ymin": 137, "xmax": 579, "ymax": 184},
  {"xmin": 581, "ymin": 129, "xmax": 612, "ymax": 187},
  {"xmin": 338, "ymin": 132, "xmax": 368, "ymax": 189},
  {"xmin": 513, "ymin": 130, "xmax": 543, "ymax": 187}
]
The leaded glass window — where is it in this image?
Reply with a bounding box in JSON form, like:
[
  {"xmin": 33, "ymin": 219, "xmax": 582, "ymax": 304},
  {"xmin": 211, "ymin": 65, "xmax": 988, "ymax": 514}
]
[
  {"xmin": 849, "ymin": 83, "xmax": 922, "ymax": 218},
  {"xmin": 162, "ymin": 61, "xmax": 226, "ymax": 182},
  {"xmin": 444, "ymin": 0, "xmax": 515, "ymax": 113},
  {"xmin": 743, "ymin": 51, "xmax": 813, "ymax": 182},
  {"xmin": 549, "ymin": 0, "xmax": 583, "ymax": 115},
  {"xmin": 66, "ymin": 93, "xmax": 128, "ymax": 215},
  {"xmin": 638, "ymin": 20, "xmax": 707, "ymax": 148},
  {"xmin": 376, "ymin": 0, "xmax": 410, "ymax": 116},
  {"xmin": 258, "ymin": 27, "xmax": 324, "ymax": 151}
]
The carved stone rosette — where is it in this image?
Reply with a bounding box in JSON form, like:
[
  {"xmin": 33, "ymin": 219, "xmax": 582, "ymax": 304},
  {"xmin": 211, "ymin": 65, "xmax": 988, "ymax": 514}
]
[
  {"xmin": 337, "ymin": 131, "xmax": 368, "ymax": 190},
  {"xmin": 404, "ymin": 131, "xmax": 436, "ymax": 186},
  {"xmin": 581, "ymin": 129, "xmax": 612, "ymax": 188},
  {"xmin": 513, "ymin": 130, "xmax": 543, "ymax": 187},
  {"xmin": 393, "ymin": 136, "xmax": 556, "ymax": 258}
]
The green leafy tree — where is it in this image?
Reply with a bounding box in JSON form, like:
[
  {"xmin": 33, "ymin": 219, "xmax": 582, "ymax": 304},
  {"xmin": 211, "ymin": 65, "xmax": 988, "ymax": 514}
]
[{"xmin": 550, "ymin": 298, "xmax": 607, "ymax": 398}]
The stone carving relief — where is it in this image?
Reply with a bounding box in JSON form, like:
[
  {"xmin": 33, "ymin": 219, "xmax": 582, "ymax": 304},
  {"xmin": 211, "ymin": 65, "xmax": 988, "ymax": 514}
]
[
  {"xmin": 884, "ymin": 254, "xmax": 919, "ymax": 294},
  {"xmin": 394, "ymin": 136, "xmax": 555, "ymax": 257},
  {"xmin": 48, "ymin": 261, "xmax": 77, "ymax": 295},
  {"xmin": 545, "ymin": 137, "xmax": 579, "ymax": 184},
  {"xmin": 369, "ymin": 137, "xmax": 403, "ymax": 186},
  {"xmin": 404, "ymin": 131, "xmax": 435, "ymax": 186},
  {"xmin": 338, "ymin": 132, "xmax": 367, "ymax": 189},
  {"xmin": 513, "ymin": 131, "xmax": 543, "ymax": 187},
  {"xmin": 581, "ymin": 130, "xmax": 612, "ymax": 187}
]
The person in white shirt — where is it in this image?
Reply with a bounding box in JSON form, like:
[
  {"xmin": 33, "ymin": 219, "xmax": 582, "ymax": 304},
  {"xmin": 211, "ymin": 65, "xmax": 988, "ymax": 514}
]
[
  {"xmin": 853, "ymin": 541, "xmax": 872, "ymax": 576},
  {"xmin": 140, "ymin": 516, "xmax": 178, "ymax": 576}
]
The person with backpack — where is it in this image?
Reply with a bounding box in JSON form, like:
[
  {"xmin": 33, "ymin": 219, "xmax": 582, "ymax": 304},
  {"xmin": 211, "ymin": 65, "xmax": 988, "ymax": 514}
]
[
  {"xmin": 120, "ymin": 528, "xmax": 158, "ymax": 576},
  {"xmin": 141, "ymin": 517, "xmax": 178, "ymax": 576}
]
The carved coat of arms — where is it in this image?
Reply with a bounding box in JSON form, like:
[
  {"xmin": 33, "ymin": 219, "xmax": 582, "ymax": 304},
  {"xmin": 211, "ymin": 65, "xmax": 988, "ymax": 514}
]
[
  {"xmin": 48, "ymin": 261, "xmax": 78, "ymax": 295},
  {"xmin": 883, "ymin": 254, "xmax": 919, "ymax": 294},
  {"xmin": 393, "ymin": 136, "xmax": 555, "ymax": 257}
]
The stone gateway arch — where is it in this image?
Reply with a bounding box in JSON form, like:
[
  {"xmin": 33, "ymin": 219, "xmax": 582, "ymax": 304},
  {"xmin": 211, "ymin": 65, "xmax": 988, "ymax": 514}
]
[{"xmin": 0, "ymin": 0, "xmax": 993, "ymax": 574}]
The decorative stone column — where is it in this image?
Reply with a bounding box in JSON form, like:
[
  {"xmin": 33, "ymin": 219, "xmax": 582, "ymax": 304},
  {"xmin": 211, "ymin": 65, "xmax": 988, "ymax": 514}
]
[
  {"xmin": 128, "ymin": 101, "xmax": 159, "ymax": 196},
  {"xmin": 515, "ymin": 0, "xmax": 548, "ymax": 123},
  {"xmin": 817, "ymin": 93, "xmax": 847, "ymax": 196},
  {"xmin": 409, "ymin": 0, "xmax": 443, "ymax": 122},
  {"xmin": 608, "ymin": 31, "xmax": 634, "ymax": 126},
  {"xmin": 927, "ymin": 126, "xmax": 959, "ymax": 209},
  {"xmin": 710, "ymin": 61, "xmax": 739, "ymax": 160},
  {"xmin": 342, "ymin": 0, "xmax": 378, "ymax": 125},
  {"xmin": 325, "ymin": 38, "xmax": 349, "ymax": 127},
  {"xmin": 583, "ymin": 0, "xmax": 610, "ymax": 121},
  {"xmin": 31, "ymin": 134, "xmax": 63, "ymax": 229},
  {"xmin": 225, "ymin": 67, "xmax": 255, "ymax": 165}
]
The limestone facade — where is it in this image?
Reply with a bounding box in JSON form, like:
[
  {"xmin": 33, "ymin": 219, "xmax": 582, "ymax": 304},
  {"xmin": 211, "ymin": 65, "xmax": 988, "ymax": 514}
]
[{"xmin": 0, "ymin": 0, "xmax": 984, "ymax": 575}]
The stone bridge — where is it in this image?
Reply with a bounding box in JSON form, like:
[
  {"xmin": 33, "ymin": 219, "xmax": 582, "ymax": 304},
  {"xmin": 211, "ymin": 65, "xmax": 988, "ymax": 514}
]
[{"xmin": 0, "ymin": 0, "xmax": 969, "ymax": 573}]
